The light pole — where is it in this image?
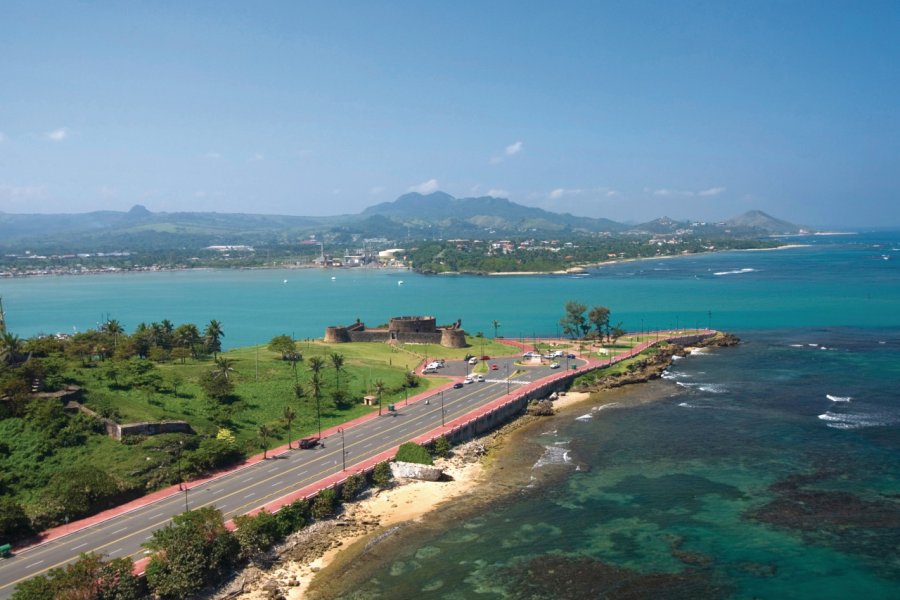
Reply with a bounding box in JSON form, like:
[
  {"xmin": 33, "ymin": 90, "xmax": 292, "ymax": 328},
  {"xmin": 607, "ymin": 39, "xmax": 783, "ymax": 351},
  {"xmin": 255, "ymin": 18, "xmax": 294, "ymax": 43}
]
[
  {"xmin": 506, "ymin": 363, "xmax": 510, "ymax": 395},
  {"xmin": 339, "ymin": 428, "xmax": 346, "ymax": 470},
  {"xmin": 440, "ymin": 390, "xmax": 445, "ymax": 426},
  {"xmin": 183, "ymin": 486, "xmax": 189, "ymax": 512}
]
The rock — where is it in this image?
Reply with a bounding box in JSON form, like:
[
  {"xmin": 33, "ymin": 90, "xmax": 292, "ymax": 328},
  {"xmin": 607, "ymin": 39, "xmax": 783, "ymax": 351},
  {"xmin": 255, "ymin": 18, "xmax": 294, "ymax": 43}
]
[{"xmin": 390, "ymin": 461, "xmax": 444, "ymax": 481}]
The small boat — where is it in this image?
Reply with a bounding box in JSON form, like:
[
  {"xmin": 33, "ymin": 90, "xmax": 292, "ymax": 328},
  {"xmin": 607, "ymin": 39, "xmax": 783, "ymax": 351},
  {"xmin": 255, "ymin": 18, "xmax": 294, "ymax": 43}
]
[
  {"xmin": 331, "ymin": 276, "xmax": 336, "ymax": 280},
  {"xmin": 398, "ymin": 280, "xmax": 404, "ymax": 285}
]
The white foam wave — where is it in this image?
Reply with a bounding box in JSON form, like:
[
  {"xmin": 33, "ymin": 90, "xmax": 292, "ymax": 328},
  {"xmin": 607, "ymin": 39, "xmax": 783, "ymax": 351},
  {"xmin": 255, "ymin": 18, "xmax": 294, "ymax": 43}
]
[
  {"xmin": 818, "ymin": 410, "xmax": 894, "ymax": 430},
  {"xmin": 672, "ymin": 355, "xmax": 684, "ymax": 361},
  {"xmin": 533, "ymin": 445, "xmax": 572, "ymax": 469},
  {"xmin": 690, "ymin": 348, "xmax": 709, "ymax": 356},
  {"xmin": 592, "ymin": 402, "xmax": 620, "ymax": 412},
  {"xmin": 661, "ymin": 370, "xmax": 676, "ymax": 380},
  {"xmin": 789, "ymin": 344, "xmax": 804, "ymax": 348},
  {"xmin": 826, "ymin": 394, "xmax": 852, "ymax": 402},
  {"xmin": 575, "ymin": 413, "xmax": 593, "ymax": 422},
  {"xmin": 698, "ymin": 384, "xmax": 728, "ymax": 394},
  {"xmin": 713, "ymin": 268, "xmax": 756, "ymax": 276},
  {"xmin": 678, "ymin": 402, "xmax": 693, "ymax": 408}
]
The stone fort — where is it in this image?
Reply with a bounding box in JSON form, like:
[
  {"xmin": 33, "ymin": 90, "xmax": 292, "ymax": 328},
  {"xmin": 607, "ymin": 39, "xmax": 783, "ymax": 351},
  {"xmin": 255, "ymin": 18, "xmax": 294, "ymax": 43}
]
[{"xmin": 324, "ymin": 316, "xmax": 468, "ymax": 348}]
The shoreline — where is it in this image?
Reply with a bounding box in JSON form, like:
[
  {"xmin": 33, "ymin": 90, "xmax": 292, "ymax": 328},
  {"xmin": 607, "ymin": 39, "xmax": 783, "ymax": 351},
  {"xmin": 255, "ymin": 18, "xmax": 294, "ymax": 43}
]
[{"xmin": 219, "ymin": 391, "xmax": 596, "ymax": 600}]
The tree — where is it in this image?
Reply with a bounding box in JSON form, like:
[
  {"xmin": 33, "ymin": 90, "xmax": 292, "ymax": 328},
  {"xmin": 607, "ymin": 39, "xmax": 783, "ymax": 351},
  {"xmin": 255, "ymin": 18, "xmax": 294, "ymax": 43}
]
[
  {"xmin": 1, "ymin": 332, "xmax": 25, "ymax": 365},
  {"xmin": 492, "ymin": 319, "xmax": 501, "ymax": 338},
  {"xmin": 212, "ymin": 356, "xmax": 235, "ymax": 381},
  {"xmin": 267, "ymin": 334, "xmax": 296, "ymax": 359},
  {"xmin": 341, "ymin": 473, "xmax": 366, "ymax": 502},
  {"xmin": 433, "ymin": 435, "xmax": 451, "ymax": 458},
  {"xmin": 200, "ymin": 370, "xmax": 233, "ymax": 403},
  {"xmin": 257, "ymin": 424, "xmax": 273, "ymax": 459},
  {"xmin": 609, "ymin": 322, "xmax": 627, "ymax": 345},
  {"xmin": 308, "ymin": 372, "xmax": 323, "ymax": 437},
  {"xmin": 203, "ymin": 320, "xmax": 224, "ymax": 358},
  {"xmin": 12, "ymin": 552, "xmax": 143, "ymax": 600},
  {"xmin": 395, "ymin": 441, "xmax": 433, "ymax": 465},
  {"xmin": 560, "ymin": 300, "xmax": 589, "ymax": 339},
  {"xmin": 171, "ymin": 346, "xmax": 191, "ymax": 364},
  {"xmin": 0, "ymin": 497, "xmax": 34, "ymax": 541},
  {"xmin": 307, "ymin": 355, "xmax": 325, "ymax": 376},
  {"xmin": 310, "ymin": 488, "xmax": 339, "ymax": 520},
  {"xmin": 372, "ymin": 461, "xmax": 393, "ymax": 488},
  {"xmin": 233, "ymin": 510, "xmax": 281, "ymax": 562},
  {"xmin": 373, "ymin": 379, "xmax": 387, "ymax": 415},
  {"xmin": 588, "ymin": 305, "xmax": 611, "ymax": 340},
  {"xmin": 144, "ymin": 506, "xmax": 238, "ymax": 599},
  {"xmin": 173, "ymin": 323, "xmax": 201, "ymax": 358},
  {"xmin": 282, "ymin": 406, "xmax": 296, "ymax": 449},
  {"xmin": 330, "ymin": 352, "xmax": 345, "ymax": 389}
]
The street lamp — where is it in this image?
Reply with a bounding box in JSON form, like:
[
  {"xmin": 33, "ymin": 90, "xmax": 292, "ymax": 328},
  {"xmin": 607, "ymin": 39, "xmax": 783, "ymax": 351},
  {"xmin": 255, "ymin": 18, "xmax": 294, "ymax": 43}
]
[
  {"xmin": 440, "ymin": 390, "xmax": 445, "ymax": 426},
  {"xmin": 338, "ymin": 428, "xmax": 346, "ymax": 471},
  {"xmin": 506, "ymin": 363, "xmax": 510, "ymax": 395},
  {"xmin": 183, "ymin": 486, "xmax": 189, "ymax": 512}
]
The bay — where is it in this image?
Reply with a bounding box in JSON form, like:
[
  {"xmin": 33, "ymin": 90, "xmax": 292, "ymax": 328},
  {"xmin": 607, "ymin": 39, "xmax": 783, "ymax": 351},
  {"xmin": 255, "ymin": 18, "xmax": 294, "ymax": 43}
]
[{"xmin": 2, "ymin": 232, "xmax": 898, "ymax": 347}]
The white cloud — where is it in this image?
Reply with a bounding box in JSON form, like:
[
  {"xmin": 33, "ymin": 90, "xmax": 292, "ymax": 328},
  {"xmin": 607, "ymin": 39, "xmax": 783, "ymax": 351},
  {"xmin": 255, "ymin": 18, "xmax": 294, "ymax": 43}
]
[
  {"xmin": 605, "ymin": 190, "xmax": 620, "ymax": 197},
  {"xmin": 99, "ymin": 185, "xmax": 118, "ymax": 198},
  {"xmin": 505, "ymin": 141, "xmax": 523, "ymax": 156},
  {"xmin": 204, "ymin": 152, "xmax": 222, "ymax": 159},
  {"xmin": 408, "ymin": 178, "xmax": 439, "ymax": 194},
  {"xmin": 0, "ymin": 184, "xmax": 46, "ymax": 202},
  {"xmin": 249, "ymin": 153, "xmax": 264, "ymax": 162},
  {"xmin": 490, "ymin": 140, "xmax": 524, "ymax": 164},
  {"xmin": 698, "ymin": 186, "xmax": 726, "ymax": 197},
  {"xmin": 486, "ymin": 188, "xmax": 508, "ymax": 198},
  {"xmin": 369, "ymin": 186, "xmax": 385, "ymax": 195},
  {"xmin": 549, "ymin": 188, "xmax": 583, "ymax": 199},
  {"xmin": 650, "ymin": 186, "xmax": 726, "ymax": 198},
  {"xmin": 45, "ymin": 128, "xmax": 68, "ymax": 142},
  {"xmin": 0, "ymin": 132, "xmax": 6, "ymax": 142}
]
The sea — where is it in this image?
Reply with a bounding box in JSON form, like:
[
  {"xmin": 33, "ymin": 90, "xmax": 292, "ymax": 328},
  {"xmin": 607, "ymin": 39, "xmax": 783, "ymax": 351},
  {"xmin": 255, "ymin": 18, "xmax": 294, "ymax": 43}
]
[{"xmin": 2, "ymin": 232, "xmax": 899, "ymax": 599}]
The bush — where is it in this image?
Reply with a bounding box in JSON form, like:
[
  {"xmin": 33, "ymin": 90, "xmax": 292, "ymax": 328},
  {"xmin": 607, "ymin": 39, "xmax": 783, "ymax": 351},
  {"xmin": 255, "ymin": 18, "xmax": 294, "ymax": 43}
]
[
  {"xmin": 395, "ymin": 442, "xmax": 433, "ymax": 465},
  {"xmin": 372, "ymin": 461, "xmax": 393, "ymax": 488},
  {"xmin": 0, "ymin": 497, "xmax": 34, "ymax": 542},
  {"xmin": 13, "ymin": 553, "xmax": 145, "ymax": 600},
  {"xmin": 233, "ymin": 509, "xmax": 282, "ymax": 561},
  {"xmin": 311, "ymin": 488, "xmax": 340, "ymax": 520},
  {"xmin": 341, "ymin": 473, "xmax": 366, "ymax": 502},
  {"xmin": 275, "ymin": 498, "xmax": 310, "ymax": 537},
  {"xmin": 433, "ymin": 435, "xmax": 451, "ymax": 458}
]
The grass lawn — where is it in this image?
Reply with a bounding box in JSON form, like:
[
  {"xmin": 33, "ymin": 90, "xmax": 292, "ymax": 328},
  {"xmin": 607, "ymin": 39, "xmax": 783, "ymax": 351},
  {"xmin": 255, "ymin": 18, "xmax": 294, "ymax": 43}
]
[{"xmin": 75, "ymin": 340, "xmax": 448, "ymax": 448}]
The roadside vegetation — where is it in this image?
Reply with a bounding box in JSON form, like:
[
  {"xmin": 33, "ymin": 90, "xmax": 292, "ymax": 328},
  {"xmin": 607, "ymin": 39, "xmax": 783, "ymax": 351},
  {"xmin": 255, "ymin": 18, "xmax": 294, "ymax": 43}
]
[{"xmin": 0, "ymin": 318, "xmax": 446, "ymax": 544}]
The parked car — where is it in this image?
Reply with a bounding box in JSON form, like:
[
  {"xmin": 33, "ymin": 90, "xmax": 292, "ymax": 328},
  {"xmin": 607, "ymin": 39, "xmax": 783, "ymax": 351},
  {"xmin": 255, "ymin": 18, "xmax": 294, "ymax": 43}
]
[
  {"xmin": 468, "ymin": 357, "xmax": 478, "ymax": 365},
  {"xmin": 551, "ymin": 350, "xmax": 564, "ymax": 358},
  {"xmin": 549, "ymin": 362, "xmax": 561, "ymax": 369},
  {"xmin": 522, "ymin": 351, "xmax": 540, "ymax": 358},
  {"xmin": 480, "ymin": 355, "xmax": 490, "ymax": 360},
  {"xmin": 423, "ymin": 367, "xmax": 438, "ymax": 374},
  {"xmin": 453, "ymin": 382, "xmax": 464, "ymax": 389},
  {"xmin": 299, "ymin": 436, "xmax": 320, "ymax": 449},
  {"xmin": 567, "ymin": 353, "xmax": 576, "ymax": 359},
  {"xmin": 475, "ymin": 374, "xmax": 485, "ymax": 382},
  {"xmin": 491, "ymin": 364, "xmax": 499, "ymax": 370}
]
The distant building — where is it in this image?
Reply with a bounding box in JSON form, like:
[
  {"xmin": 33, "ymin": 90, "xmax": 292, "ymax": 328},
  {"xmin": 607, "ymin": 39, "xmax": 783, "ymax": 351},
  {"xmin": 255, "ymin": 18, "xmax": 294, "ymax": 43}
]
[{"xmin": 325, "ymin": 316, "xmax": 468, "ymax": 348}]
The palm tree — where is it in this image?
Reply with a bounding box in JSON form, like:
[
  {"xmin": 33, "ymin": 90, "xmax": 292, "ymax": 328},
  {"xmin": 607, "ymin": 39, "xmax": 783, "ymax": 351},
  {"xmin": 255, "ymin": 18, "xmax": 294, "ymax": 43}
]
[
  {"xmin": 204, "ymin": 320, "xmax": 224, "ymax": 358},
  {"xmin": 309, "ymin": 372, "xmax": 324, "ymax": 438},
  {"xmin": 282, "ymin": 405, "xmax": 297, "ymax": 449},
  {"xmin": 212, "ymin": 357, "xmax": 235, "ymax": 380},
  {"xmin": 258, "ymin": 424, "xmax": 272, "ymax": 459},
  {"xmin": 308, "ymin": 355, "xmax": 325, "ymax": 376},
  {"xmin": 0, "ymin": 332, "xmax": 23, "ymax": 365},
  {"xmin": 104, "ymin": 319, "xmax": 124, "ymax": 349},
  {"xmin": 330, "ymin": 353, "xmax": 345, "ymax": 389},
  {"xmin": 374, "ymin": 379, "xmax": 386, "ymax": 416},
  {"xmin": 492, "ymin": 320, "xmax": 501, "ymax": 339}
]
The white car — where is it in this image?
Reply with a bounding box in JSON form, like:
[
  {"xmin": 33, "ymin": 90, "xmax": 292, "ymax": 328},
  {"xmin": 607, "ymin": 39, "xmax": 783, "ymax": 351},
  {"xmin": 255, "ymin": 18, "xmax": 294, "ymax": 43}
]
[
  {"xmin": 468, "ymin": 357, "xmax": 478, "ymax": 365},
  {"xmin": 464, "ymin": 376, "xmax": 474, "ymax": 384},
  {"xmin": 475, "ymin": 374, "xmax": 485, "ymax": 382},
  {"xmin": 551, "ymin": 350, "xmax": 564, "ymax": 358},
  {"xmin": 549, "ymin": 362, "xmax": 561, "ymax": 369}
]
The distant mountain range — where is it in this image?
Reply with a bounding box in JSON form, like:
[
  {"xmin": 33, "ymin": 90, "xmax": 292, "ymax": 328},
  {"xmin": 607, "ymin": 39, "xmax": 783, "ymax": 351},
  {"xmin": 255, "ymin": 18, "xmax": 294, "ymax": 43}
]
[{"xmin": 0, "ymin": 192, "xmax": 807, "ymax": 249}]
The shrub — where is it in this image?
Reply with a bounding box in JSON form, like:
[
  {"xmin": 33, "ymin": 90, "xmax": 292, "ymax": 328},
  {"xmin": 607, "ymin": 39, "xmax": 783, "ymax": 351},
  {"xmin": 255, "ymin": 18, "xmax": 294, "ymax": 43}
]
[
  {"xmin": 275, "ymin": 498, "xmax": 310, "ymax": 537},
  {"xmin": 12, "ymin": 553, "xmax": 144, "ymax": 600},
  {"xmin": 433, "ymin": 435, "xmax": 451, "ymax": 458},
  {"xmin": 311, "ymin": 488, "xmax": 339, "ymax": 520},
  {"xmin": 372, "ymin": 461, "xmax": 393, "ymax": 488},
  {"xmin": 395, "ymin": 442, "xmax": 433, "ymax": 465},
  {"xmin": 0, "ymin": 497, "xmax": 34, "ymax": 541},
  {"xmin": 341, "ymin": 473, "xmax": 366, "ymax": 502},
  {"xmin": 233, "ymin": 509, "xmax": 282, "ymax": 561}
]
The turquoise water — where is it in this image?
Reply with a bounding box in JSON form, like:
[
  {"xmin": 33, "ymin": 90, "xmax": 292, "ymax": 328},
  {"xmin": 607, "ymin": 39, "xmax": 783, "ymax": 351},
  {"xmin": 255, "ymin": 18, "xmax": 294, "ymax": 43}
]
[
  {"xmin": 3, "ymin": 232, "xmax": 900, "ymax": 599},
  {"xmin": 1, "ymin": 233, "xmax": 899, "ymax": 347}
]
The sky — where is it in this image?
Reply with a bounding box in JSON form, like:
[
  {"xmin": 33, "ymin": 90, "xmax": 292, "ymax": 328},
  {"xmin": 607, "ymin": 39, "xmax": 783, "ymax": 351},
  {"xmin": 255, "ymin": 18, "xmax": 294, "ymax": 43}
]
[{"xmin": 1, "ymin": 1, "xmax": 898, "ymax": 228}]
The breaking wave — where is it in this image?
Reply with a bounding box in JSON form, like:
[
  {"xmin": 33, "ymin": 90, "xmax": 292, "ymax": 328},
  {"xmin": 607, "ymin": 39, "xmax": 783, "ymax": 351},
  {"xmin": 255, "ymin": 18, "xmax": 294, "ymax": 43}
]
[
  {"xmin": 826, "ymin": 394, "xmax": 852, "ymax": 403},
  {"xmin": 533, "ymin": 445, "xmax": 572, "ymax": 468},
  {"xmin": 713, "ymin": 267, "xmax": 757, "ymax": 276}
]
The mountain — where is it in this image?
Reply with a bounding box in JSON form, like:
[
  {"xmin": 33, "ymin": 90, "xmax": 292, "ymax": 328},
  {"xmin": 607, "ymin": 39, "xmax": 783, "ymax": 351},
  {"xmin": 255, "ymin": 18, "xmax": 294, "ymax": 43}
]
[
  {"xmin": 0, "ymin": 194, "xmax": 807, "ymax": 251},
  {"xmin": 724, "ymin": 210, "xmax": 806, "ymax": 234},
  {"xmin": 362, "ymin": 192, "xmax": 626, "ymax": 234}
]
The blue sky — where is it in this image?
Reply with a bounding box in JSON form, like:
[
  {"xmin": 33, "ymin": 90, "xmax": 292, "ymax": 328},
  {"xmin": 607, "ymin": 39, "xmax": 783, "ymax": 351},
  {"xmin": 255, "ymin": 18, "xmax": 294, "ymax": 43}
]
[{"xmin": 1, "ymin": 1, "xmax": 897, "ymax": 227}]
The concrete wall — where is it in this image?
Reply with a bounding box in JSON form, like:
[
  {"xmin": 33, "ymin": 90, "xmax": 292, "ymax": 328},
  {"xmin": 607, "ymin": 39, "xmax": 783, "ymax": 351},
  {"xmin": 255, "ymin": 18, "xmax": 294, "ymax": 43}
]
[
  {"xmin": 389, "ymin": 316, "xmax": 436, "ymax": 333},
  {"xmin": 441, "ymin": 329, "xmax": 467, "ymax": 348}
]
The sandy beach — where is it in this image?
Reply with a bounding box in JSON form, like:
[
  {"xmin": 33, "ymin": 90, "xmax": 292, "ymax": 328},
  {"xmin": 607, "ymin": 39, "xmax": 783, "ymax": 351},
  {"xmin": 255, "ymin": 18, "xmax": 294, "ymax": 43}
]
[{"xmin": 222, "ymin": 391, "xmax": 594, "ymax": 600}]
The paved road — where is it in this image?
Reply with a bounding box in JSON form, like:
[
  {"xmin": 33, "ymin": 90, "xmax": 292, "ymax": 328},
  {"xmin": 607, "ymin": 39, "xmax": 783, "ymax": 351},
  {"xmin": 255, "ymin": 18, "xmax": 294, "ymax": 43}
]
[{"xmin": 0, "ymin": 354, "xmax": 581, "ymax": 597}]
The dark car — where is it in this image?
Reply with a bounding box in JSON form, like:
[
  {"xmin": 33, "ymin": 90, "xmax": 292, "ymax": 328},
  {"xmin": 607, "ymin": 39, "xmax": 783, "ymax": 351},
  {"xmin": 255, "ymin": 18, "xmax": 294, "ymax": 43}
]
[
  {"xmin": 453, "ymin": 382, "xmax": 464, "ymax": 389},
  {"xmin": 480, "ymin": 355, "xmax": 490, "ymax": 360},
  {"xmin": 567, "ymin": 353, "xmax": 576, "ymax": 359},
  {"xmin": 299, "ymin": 436, "xmax": 320, "ymax": 449}
]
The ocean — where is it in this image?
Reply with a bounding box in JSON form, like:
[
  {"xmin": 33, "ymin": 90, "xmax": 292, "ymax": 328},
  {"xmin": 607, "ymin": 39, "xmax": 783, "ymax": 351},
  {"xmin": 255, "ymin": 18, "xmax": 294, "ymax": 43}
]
[{"xmin": 3, "ymin": 232, "xmax": 899, "ymax": 599}]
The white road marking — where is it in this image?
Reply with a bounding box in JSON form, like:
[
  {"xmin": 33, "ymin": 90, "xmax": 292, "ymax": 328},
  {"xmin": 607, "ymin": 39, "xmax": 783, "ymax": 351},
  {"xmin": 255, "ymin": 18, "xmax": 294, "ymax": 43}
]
[
  {"xmin": 270, "ymin": 481, "xmax": 281, "ymax": 488},
  {"xmin": 109, "ymin": 547, "xmax": 122, "ymax": 555},
  {"xmin": 112, "ymin": 527, "xmax": 128, "ymax": 534},
  {"xmin": 148, "ymin": 512, "xmax": 164, "ymax": 519},
  {"xmin": 26, "ymin": 560, "xmax": 44, "ymax": 568},
  {"xmin": 244, "ymin": 492, "xmax": 256, "ymax": 499},
  {"xmin": 267, "ymin": 467, "xmax": 279, "ymax": 473},
  {"xmin": 72, "ymin": 542, "xmax": 88, "ymax": 550}
]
